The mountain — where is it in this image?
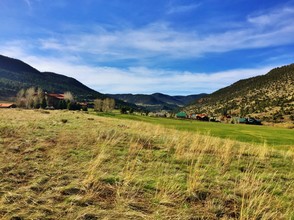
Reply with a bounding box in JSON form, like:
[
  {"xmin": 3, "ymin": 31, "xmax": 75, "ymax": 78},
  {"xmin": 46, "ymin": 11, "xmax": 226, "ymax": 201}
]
[
  {"xmin": 185, "ymin": 64, "xmax": 294, "ymax": 122},
  {"xmin": 108, "ymin": 93, "xmax": 207, "ymax": 111},
  {"xmin": 0, "ymin": 54, "xmax": 106, "ymax": 101}
]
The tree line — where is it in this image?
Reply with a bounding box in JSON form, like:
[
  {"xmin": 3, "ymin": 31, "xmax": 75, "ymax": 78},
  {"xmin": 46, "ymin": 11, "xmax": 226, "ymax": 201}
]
[{"xmin": 16, "ymin": 87, "xmax": 47, "ymax": 109}]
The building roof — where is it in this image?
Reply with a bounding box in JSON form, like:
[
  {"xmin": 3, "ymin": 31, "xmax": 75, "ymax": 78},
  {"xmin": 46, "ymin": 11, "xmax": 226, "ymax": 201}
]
[
  {"xmin": 239, "ymin": 118, "xmax": 247, "ymax": 123},
  {"xmin": 0, "ymin": 103, "xmax": 15, "ymax": 108},
  {"xmin": 46, "ymin": 93, "xmax": 65, "ymax": 99},
  {"xmin": 196, "ymin": 113, "xmax": 208, "ymax": 118},
  {"xmin": 176, "ymin": 112, "xmax": 187, "ymax": 117}
]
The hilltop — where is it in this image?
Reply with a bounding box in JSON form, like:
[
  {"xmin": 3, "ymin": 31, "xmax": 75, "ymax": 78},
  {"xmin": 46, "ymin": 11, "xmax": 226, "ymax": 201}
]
[
  {"xmin": 0, "ymin": 54, "xmax": 104, "ymax": 101},
  {"xmin": 185, "ymin": 64, "xmax": 294, "ymax": 122},
  {"xmin": 108, "ymin": 93, "xmax": 207, "ymax": 112}
]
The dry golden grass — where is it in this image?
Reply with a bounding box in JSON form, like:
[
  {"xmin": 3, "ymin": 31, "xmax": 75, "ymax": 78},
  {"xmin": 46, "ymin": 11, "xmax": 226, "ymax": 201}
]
[{"xmin": 0, "ymin": 109, "xmax": 293, "ymax": 219}]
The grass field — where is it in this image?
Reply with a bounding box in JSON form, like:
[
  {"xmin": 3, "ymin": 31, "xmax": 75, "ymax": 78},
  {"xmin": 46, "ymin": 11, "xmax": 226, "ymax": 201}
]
[
  {"xmin": 0, "ymin": 109, "xmax": 294, "ymax": 219},
  {"xmin": 94, "ymin": 111, "xmax": 294, "ymax": 148}
]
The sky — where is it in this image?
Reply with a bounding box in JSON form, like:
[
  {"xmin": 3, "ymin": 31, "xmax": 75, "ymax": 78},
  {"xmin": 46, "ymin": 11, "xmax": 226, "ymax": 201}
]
[{"xmin": 0, "ymin": 0, "xmax": 294, "ymax": 95}]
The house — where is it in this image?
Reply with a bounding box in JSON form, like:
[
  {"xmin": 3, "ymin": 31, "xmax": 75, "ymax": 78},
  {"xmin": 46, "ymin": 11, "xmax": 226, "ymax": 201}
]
[
  {"xmin": 45, "ymin": 93, "xmax": 65, "ymax": 108},
  {"xmin": 189, "ymin": 113, "xmax": 197, "ymax": 119},
  {"xmin": 246, "ymin": 118, "xmax": 262, "ymax": 125},
  {"xmin": 239, "ymin": 118, "xmax": 247, "ymax": 124},
  {"xmin": 176, "ymin": 111, "xmax": 187, "ymax": 118},
  {"xmin": 196, "ymin": 114, "xmax": 209, "ymax": 121},
  {"xmin": 0, "ymin": 103, "xmax": 16, "ymax": 108},
  {"xmin": 238, "ymin": 117, "xmax": 262, "ymax": 125}
]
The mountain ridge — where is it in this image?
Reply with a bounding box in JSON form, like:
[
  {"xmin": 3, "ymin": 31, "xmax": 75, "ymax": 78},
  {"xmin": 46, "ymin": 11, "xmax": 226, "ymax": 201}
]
[
  {"xmin": 0, "ymin": 54, "xmax": 105, "ymax": 100},
  {"xmin": 108, "ymin": 92, "xmax": 207, "ymax": 111}
]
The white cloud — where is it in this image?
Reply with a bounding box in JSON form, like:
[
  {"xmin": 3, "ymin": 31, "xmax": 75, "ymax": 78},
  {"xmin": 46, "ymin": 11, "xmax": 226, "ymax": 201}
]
[
  {"xmin": 247, "ymin": 6, "xmax": 294, "ymax": 27},
  {"xmin": 34, "ymin": 5, "xmax": 294, "ymax": 63},
  {"xmin": 1, "ymin": 4, "xmax": 293, "ymax": 95},
  {"xmin": 0, "ymin": 46, "xmax": 277, "ymax": 95}
]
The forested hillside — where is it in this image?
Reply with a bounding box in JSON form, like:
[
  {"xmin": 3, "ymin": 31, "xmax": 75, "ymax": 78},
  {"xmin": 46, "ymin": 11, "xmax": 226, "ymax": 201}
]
[{"xmin": 0, "ymin": 55, "xmax": 104, "ymax": 100}]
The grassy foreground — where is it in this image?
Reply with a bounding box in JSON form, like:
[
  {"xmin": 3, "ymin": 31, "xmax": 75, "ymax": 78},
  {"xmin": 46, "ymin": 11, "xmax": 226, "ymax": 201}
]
[
  {"xmin": 95, "ymin": 112, "xmax": 294, "ymax": 147},
  {"xmin": 0, "ymin": 109, "xmax": 293, "ymax": 219}
]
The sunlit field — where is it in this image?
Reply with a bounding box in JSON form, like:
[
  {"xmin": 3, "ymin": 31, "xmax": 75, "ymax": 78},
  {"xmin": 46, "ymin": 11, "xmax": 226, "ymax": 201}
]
[
  {"xmin": 1, "ymin": 109, "xmax": 293, "ymax": 219},
  {"xmin": 95, "ymin": 111, "xmax": 294, "ymax": 148}
]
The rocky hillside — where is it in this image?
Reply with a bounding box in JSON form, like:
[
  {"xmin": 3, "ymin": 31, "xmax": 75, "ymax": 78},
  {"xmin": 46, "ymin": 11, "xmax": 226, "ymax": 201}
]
[{"xmin": 185, "ymin": 64, "xmax": 294, "ymax": 122}]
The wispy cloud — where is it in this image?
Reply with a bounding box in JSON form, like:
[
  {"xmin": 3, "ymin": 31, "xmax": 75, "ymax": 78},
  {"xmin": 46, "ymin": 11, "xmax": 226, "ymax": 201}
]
[
  {"xmin": 34, "ymin": 5, "xmax": 294, "ymax": 64},
  {"xmin": 24, "ymin": 0, "xmax": 31, "ymax": 7},
  {"xmin": 23, "ymin": 0, "xmax": 33, "ymax": 10},
  {"xmin": 247, "ymin": 6, "xmax": 294, "ymax": 27},
  {"xmin": 167, "ymin": 3, "xmax": 201, "ymax": 14},
  {"xmin": 1, "ymin": 4, "xmax": 293, "ymax": 95}
]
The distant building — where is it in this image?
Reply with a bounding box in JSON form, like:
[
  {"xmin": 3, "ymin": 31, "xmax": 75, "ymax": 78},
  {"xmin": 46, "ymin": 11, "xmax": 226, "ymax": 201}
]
[
  {"xmin": 45, "ymin": 93, "xmax": 65, "ymax": 108},
  {"xmin": 0, "ymin": 103, "xmax": 16, "ymax": 108},
  {"xmin": 189, "ymin": 113, "xmax": 209, "ymax": 121},
  {"xmin": 238, "ymin": 118, "xmax": 247, "ymax": 124},
  {"xmin": 189, "ymin": 113, "xmax": 197, "ymax": 119},
  {"xmin": 238, "ymin": 117, "xmax": 262, "ymax": 125},
  {"xmin": 196, "ymin": 113, "xmax": 209, "ymax": 121},
  {"xmin": 176, "ymin": 111, "xmax": 187, "ymax": 118}
]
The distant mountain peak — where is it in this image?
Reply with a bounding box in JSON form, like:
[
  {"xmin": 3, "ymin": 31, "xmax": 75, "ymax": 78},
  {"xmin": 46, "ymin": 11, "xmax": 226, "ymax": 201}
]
[
  {"xmin": 0, "ymin": 54, "xmax": 40, "ymax": 74},
  {"xmin": 0, "ymin": 54, "xmax": 104, "ymax": 100}
]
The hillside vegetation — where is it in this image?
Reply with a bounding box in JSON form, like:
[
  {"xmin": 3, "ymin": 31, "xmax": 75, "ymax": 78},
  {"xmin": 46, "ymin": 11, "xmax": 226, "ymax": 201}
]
[
  {"xmin": 108, "ymin": 93, "xmax": 207, "ymax": 111},
  {"xmin": 0, "ymin": 54, "xmax": 104, "ymax": 100},
  {"xmin": 0, "ymin": 109, "xmax": 293, "ymax": 219},
  {"xmin": 185, "ymin": 64, "xmax": 294, "ymax": 122}
]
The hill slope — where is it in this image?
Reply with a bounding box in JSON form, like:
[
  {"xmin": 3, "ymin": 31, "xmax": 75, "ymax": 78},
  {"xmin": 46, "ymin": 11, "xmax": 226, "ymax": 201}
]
[
  {"xmin": 0, "ymin": 54, "xmax": 104, "ymax": 100},
  {"xmin": 1, "ymin": 109, "xmax": 293, "ymax": 219},
  {"xmin": 185, "ymin": 64, "xmax": 294, "ymax": 122},
  {"xmin": 108, "ymin": 93, "xmax": 207, "ymax": 111}
]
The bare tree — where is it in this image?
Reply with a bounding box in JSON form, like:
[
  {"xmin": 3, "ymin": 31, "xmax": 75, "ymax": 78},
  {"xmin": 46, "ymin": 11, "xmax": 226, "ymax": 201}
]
[
  {"xmin": 16, "ymin": 88, "xmax": 26, "ymax": 107},
  {"xmin": 102, "ymin": 98, "xmax": 116, "ymax": 112},
  {"xmin": 109, "ymin": 98, "xmax": 115, "ymax": 110},
  {"xmin": 64, "ymin": 91, "xmax": 74, "ymax": 102},
  {"xmin": 94, "ymin": 99, "xmax": 103, "ymax": 112},
  {"xmin": 102, "ymin": 98, "xmax": 109, "ymax": 112},
  {"xmin": 25, "ymin": 87, "xmax": 36, "ymax": 108},
  {"xmin": 33, "ymin": 87, "xmax": 44, "ymax": 108}
]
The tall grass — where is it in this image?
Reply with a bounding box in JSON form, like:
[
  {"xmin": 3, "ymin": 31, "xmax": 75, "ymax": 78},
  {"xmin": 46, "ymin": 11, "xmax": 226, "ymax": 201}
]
[{"xmin": 0, "ymin": 109, "xmax": 293, "ymax": 219}]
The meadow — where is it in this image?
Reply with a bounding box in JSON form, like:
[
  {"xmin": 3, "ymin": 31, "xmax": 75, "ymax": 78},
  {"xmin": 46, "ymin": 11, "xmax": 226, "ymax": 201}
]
[
  {"xmin": 95, "ymin": 112, "xmax": 294, "ymax": 148},
  {"xmin": 0, "ymin": 109, "xmax": 293, "ymax": 219}
]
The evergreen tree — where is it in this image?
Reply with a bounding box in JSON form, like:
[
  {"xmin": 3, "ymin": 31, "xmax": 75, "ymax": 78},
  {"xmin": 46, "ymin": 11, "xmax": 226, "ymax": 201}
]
[{"xmin": 41, "ymin": 97, "xmax": 47, "ymax": 109}]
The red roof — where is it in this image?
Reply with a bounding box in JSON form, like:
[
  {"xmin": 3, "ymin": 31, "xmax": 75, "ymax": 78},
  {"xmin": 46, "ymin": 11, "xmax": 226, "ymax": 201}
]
[
  {"xmin": 196, "ymin": 114, "xmax": 207, "ymax": 118},
  {"xmin": 0, "ymin": 103, "xmax": 15, "ymax": 108},
  {"xmin": 46, "ymin": 93, "xmax": 65, "ymax": 99}
]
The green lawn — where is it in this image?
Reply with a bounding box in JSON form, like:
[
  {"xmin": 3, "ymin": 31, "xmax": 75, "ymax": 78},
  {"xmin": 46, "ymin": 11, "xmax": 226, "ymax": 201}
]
[{"xmin": 94, "ymin": 112, "xmax": 294, "ymax": 148}]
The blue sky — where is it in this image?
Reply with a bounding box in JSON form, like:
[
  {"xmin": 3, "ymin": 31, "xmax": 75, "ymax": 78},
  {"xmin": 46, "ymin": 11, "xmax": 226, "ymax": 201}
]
[{"xmin": 1, "ymin": 0, "xmax": 294, "ymax": 95}]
